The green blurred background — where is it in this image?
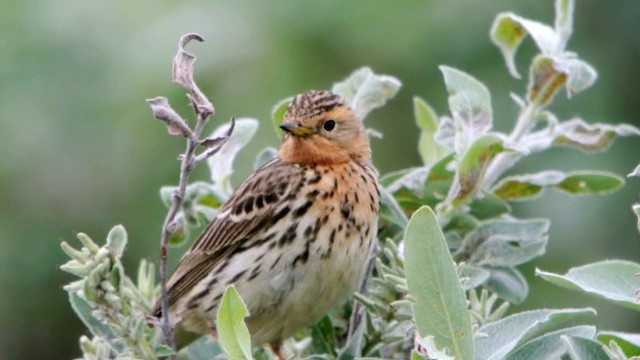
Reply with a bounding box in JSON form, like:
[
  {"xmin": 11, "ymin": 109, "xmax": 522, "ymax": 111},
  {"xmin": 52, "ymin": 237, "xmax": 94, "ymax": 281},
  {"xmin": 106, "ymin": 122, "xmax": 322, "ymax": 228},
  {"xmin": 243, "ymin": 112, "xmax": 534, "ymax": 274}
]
[{"xmin": 2, "ymin": 1, "xmax": 639, "ymax": 358}]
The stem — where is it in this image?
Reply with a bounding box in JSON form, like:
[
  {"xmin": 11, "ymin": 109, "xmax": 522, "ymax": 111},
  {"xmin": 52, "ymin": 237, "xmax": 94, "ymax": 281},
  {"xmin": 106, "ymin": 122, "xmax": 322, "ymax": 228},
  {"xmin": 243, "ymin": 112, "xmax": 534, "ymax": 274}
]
[
  {"xmin": 159, "ymin": 112, "xmax": 207, "ymax": 352},
  {"xmin": 482, "ymin": 102, "xmax": 540, "ymax": 188}
]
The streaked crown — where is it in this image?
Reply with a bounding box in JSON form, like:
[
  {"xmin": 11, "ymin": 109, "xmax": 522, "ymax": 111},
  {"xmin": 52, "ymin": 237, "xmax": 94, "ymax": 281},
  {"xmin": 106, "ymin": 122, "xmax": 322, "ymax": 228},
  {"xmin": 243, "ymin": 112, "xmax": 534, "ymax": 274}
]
[{"xmin": 284, "ymin": 90, "xmax": 345, "ymax": 121}]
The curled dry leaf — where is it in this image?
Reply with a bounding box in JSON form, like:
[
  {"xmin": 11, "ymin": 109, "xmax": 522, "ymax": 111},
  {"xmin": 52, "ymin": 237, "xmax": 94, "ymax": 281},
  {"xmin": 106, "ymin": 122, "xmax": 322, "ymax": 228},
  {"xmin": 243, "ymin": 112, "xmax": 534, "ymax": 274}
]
[
  {"xmin": 173, "ymin": 33, "xmax": 214, "ymax": 118},
  {"xmin": 146, "ymin": 96, "xmax": 194, "ymax": 138},
  {"xmin": 194, "ymin": 117, "xmax": 236, "ymax": 163}
]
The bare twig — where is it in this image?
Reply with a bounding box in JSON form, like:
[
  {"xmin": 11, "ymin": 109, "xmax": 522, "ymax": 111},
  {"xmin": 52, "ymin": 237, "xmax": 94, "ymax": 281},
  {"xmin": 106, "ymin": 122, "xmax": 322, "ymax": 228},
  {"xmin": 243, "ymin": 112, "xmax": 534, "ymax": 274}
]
[{"xmin": 147, "ymin": 33, "xmax": 232, "ymax": 353}]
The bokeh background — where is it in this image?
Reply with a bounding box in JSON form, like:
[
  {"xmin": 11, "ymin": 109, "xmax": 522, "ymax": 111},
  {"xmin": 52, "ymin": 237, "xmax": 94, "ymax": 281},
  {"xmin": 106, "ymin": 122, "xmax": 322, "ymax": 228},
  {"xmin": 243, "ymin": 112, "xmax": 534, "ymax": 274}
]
[{"xmin": 2, "ymin": 1, "xmax": 639, "ymax": 358}]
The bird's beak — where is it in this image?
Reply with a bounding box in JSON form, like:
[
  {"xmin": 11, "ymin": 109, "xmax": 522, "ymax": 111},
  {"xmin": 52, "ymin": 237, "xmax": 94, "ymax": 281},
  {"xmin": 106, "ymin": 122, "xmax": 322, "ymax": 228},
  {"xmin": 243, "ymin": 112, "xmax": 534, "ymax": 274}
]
[{"xmin": 279, "ymin": 122, "xmax": 315, "ymax": 137}]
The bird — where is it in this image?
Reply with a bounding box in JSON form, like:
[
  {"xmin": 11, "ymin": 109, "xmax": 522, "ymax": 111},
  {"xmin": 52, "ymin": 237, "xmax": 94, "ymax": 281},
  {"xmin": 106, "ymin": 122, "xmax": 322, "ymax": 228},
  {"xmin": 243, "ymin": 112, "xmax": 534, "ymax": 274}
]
[{"xmin": 152, "ymin": 90, "xmax": 380, "ymax": 357}]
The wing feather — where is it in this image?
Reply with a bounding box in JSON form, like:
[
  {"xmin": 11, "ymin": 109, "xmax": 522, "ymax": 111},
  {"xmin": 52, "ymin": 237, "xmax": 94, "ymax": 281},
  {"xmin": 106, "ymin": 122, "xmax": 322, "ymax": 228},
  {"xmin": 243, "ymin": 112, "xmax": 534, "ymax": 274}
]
[{"xmin": 154, "ymin": 158, "xmax": 296, "ymax": 314}]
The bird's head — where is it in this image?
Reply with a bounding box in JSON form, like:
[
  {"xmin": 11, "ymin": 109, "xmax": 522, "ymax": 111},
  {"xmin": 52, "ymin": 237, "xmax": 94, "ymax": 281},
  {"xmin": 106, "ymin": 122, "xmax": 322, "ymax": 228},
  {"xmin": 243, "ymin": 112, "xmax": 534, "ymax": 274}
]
[{"xmin": 278, "ymin": 90, "xmax": 370, "ymax": 165}]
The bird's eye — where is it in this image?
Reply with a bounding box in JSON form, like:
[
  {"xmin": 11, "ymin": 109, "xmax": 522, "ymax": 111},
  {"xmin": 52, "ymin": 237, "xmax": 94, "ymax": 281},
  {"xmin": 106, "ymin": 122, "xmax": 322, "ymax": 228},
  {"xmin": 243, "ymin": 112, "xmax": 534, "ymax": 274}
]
[{"xmin": 323, "ymin": 120, "xmax": 336, "ymax": 132}]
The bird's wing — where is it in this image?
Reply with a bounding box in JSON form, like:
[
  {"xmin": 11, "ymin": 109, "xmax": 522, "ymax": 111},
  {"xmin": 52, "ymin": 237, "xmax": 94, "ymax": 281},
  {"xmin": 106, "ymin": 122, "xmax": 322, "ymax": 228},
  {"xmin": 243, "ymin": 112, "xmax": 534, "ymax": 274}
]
[{"xmin": 156, "ymin": 157, "xmax": 299, "ymax": 313}]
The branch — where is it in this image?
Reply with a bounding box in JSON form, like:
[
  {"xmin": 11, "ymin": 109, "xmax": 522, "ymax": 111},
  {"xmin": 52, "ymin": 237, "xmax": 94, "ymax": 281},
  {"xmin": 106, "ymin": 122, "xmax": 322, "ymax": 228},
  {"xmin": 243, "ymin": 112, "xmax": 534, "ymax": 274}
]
[{"xmin": 147, "ymin": 33, "xmax": 232, "ymax": 353}]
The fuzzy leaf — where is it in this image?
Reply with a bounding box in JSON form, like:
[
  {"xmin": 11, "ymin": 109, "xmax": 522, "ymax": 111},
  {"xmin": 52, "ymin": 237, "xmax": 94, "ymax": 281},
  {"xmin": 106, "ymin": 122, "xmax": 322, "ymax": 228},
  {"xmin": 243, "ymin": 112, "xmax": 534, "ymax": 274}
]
[
  {"xmin": 598, "ymin": 331, "xmax": 640, "ymax": 358},
  {"xmin": 310, "ymin": 316, "xmax": 337, "ymax": 357},
  {"xmin": 207, "ymin": 118, "xmax": 259, "ymax": 198},
  {"xmin": 106, "ymin": 225, "xmax": 127, "ymax": 259},
  {"xmin": 451, "ymin": 134, "xmax": 505, "ymax": 206},
  {"xmin": 562, "ymin": 57, "xmax": 598, "ymax": 97},
  {"xmin": 414, "ymin": 96, "xmax": 449, "ymax": 167},
  {"xmin": 439, "ymin": 66, "xmax": 493, "ymax": 155},
  {"xmin": 216, "ymin": 286, "xmax": 252, "ymax": 360},
  {"xmin": 485, "ymin": 267, "xmax": 529, "ymax": 304},
  {"xmin": 179, "ymin": 336, "xmax": 225, "ymax": 359},
  {"xmin": 555, "ymin": 172, "xmax": 624, "ymax": 195},
  {"xmin": 492, "ymin": 170, "xmax": 565, "ymax": 201},
  {"xmin": 505, "ymin": 326, "xmax": 596, "ymax": 360},
  {"xmin": 555, "ymin": 0, "xmax": 575, "ymax": 50},
  {"xmin": 474, "ymin": 308, "xmax": 596, "ymax": 360},
  {"xmin": 404, "ymin": 206, "xmax": 473, "ymax": 360},
  {"xmin": 271, "ymin": 97, "xmax": 292, "ymax": 139},
  {"xmin": 331, "ymin": 67, "xmax": 401, "ymax": 120},
  {"xmin": 337, "ymin": 316, "xmax": 365, "ymax": 360},
  {"xmin": 254, "ymin": 147, "xmax": 278, "ymax": 170},
  {"xmin": 490, "ymin": 13, "xmax": 560, "ymax": 78},
  {"xmin": 69, "ymin": 293, "xmax": 117, "ymax": 341},
  {"xmin": 629, "ymin": 163, "xmax": 640, "ymax": 178},
  {"xmin": 552, "ymin": 119, "xmax": 640, "ymax": 152},
  {"xmin": 536, "ymin": 260, "xmax": 640, "ymax": 310},
  {"xmin": 468, "ymin": 192, "xmax": 511, "ymax": 220},
  {"xmin": 528, "ymin": 55, "xmax": 567, "ymax": 107},
  {"xmin": 563, "ymin": 335, "xmax": 609, "ymax": 360},
  {"xmin": 467, "ymin": 218, "xmax": 549, "ymax": 267},
  {"xmin": 493, "ymin": 170, "xmax": 624, "ymax": 200}
]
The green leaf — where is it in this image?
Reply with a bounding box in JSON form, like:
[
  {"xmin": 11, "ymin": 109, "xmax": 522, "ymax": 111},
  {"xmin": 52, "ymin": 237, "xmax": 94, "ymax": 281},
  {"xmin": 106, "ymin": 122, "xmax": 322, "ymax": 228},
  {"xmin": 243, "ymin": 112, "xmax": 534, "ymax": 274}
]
[
  {"xmin": 552, "ymin": 119, "xmax": 640, "ymax": 153},
  {"xmin": 563, "ymin": 335, "xmax": 609, "ymax": 360},
  {"xmin": 536, "ymin": 260, "xmax": 640, "ymax": 310},
  {"xmin": 493, "ymin": 170, "xmax": 625, "ymax": 200},
  {"xmin": 554, "ymin": 0, "xmax": 575, "ymax": 51},
  {"xmin": 216, "ymin": 286, "xmax": 253, "ymax": 360},
  {"xmin": 331, "ymin": 67, "xmax": 401, "ymax": 120},
  {"xmin": 179, "ymin": 336, "xmax": 225, "ymax": 359},
  {"xmin": 485, "ymin": 267, "xmax": 529, "ymax": 304},
  {"xmin": 253, "ymin": 147, "xmax": 278, "ymax": 170},
  {"xmin": 207, "ymin": 118, "xmax": 259, "ymax": 198},
  {"xmin": 598, "ymin": 331, "xmax": 640, "ymax": 358},
  {"xmin": 555, "ymin": 172, "xmax": 624, "ymax": 195},
  {"xmin": 310, "ymin": 316, "xmax": 337, "ymax": 356},
  {"xmin": 379, "ymin": 187, "xmax": 409, "ymax": 228},
  {"xmin": 505, "ymin": 326, "xmax": 596, "ymax": 360},
  {"xmin": 271, "ymin": 97, "xmax": 292, "ymax": 139},
  {"xmin": 474, "ymin": 308, "xmax": 596, "ymax": 360},
  {"xmin": 468, "ymin": 192, "xmax": 511, "ymax": 220},
  {"xmin": 106, "ymin": 225, "xmax": 127, "ymax": 259},
  {"xmin": 562, "ymin": 58, "xmax": 597, "ymax": 97},
  {"xmin": 492, "ymin": 170, "xmax": 566, "ymax": 201},
  {"xmin": 451, "ymin": 134, "xmax": 505, "ymax": 206},
  {"xmin": 528, "ymin": 55, "xmax": 567, "ymax": 107},
  {"xmin": 490, "ymin": 13, "xmax": 560, "ymax": 78},
  {"xmin": 404, "ymin": 206, "xmax": 473, "ymax": 360},
  {"xmin": 439, "ymin": 66, "xmax": 493, "ymax": 155},
  {"xmin": 467, "ymin": 218, "xmax": 549, "ymax": 267},
  {"xmin": 414, "ymin": 96, "xmax": 449, "ymax": 167},
  {"xmin": 69, "ymin": 292, "xmax": 117, "ymax": 342},
  {"xmin": 459, "ymin": 265, "xmax": 490, "ymax": 290},
  {"xmin": 337, "ymin": 316, "xmax": 365, "ymax": 360}
]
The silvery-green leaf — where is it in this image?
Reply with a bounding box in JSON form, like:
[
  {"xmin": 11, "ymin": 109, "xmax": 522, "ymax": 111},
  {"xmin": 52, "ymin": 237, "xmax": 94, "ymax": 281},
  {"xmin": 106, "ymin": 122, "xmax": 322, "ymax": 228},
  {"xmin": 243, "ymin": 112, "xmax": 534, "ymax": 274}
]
[
  {"xmin": 434, "ymin": 116, "xmax": 456, "ymax": 151},
  {"xmin": 554, "ymin": 0, "xmax": 575, "ymax": 52},
  {"xmin": 106, "ymin": 225, "xmax": 127, "ymax": 259},
  {"xmin": 474, "ymin": 308, "xmax": 596, "ymax": 360},
  {"xmin": 536, "ymin": 260, "xmax": 640, "ymax": 310},
  {"xmin": 207, "ymin": 118, "xmax": 259, "ymax": 198},
  {"xmin": 439, "ymin": 66, "xmax": 493, "ymax": 156},
  {"xmin": 485, "ymin": 267, "xmax": 529, "ymax": 304},
  {"xmin": 331, "ymin": 67, "xmax": 401, "ymax": 120},
  {"xmin": 404, "ymin": 206, "xmax": 473, "ymax": 360},
  {"xmin": 490, "ymin": 13, "xmax": 560, "ymax": 78},
  {"xmin": 562, "ymin": 57, "xmax": 597, "ymax": 97},
  {"xmin": 414, "ymin": 96, "xmax": 449, "ymax": 167},
  {"xmin": 467, "ymin": 218, "xmax": 549, "ymax": 267},
  {"xmin": 505, "ymin": 326, "xmax": 596, "ymax": 360},
  {"xmin": 563, "ymin": 335, "xmax": 609, "ymax": 360},
  {"xmin": 628, "ymin": 163, "xmax": 640, "ymax": 178},
  {"xmin": 254, "ymin": 147, "xmax": 278, "ymax": 170}
]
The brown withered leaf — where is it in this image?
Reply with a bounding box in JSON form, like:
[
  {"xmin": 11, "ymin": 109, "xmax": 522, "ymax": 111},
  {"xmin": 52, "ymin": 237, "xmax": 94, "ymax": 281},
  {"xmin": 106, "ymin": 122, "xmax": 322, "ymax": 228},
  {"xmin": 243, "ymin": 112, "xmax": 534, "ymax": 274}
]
[
  {"xmin": 172, "ymin": 33, "xmax": 214, "ymax": 118},
  {"xmin": 146, "ymin": 96, "xmax": 194, "ymax": 138}
]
